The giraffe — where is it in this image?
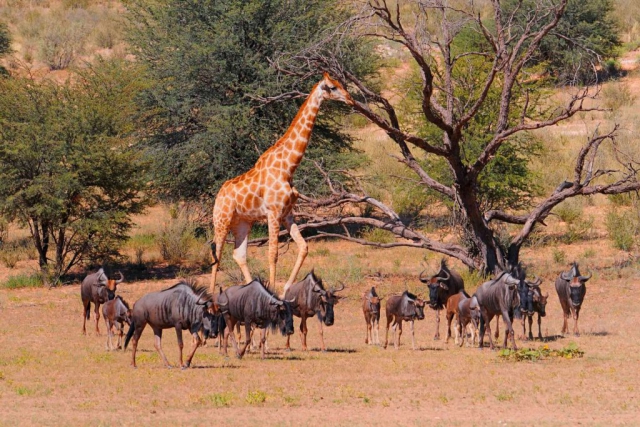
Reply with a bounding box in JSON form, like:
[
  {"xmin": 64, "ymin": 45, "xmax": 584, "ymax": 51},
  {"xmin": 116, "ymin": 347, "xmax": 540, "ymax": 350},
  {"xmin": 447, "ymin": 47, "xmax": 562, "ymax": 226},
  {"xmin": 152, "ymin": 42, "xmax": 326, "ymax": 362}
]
[{"xmin": 210, "ymin": 73, "xmax": 354, "ymax": 295}]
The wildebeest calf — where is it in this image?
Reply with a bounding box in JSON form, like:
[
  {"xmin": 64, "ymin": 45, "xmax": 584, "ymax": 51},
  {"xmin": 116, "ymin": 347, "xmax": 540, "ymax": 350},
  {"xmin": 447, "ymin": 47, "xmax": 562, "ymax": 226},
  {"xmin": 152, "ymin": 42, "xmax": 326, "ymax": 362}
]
[
  {"xmin": 81, "ymin": 269, "xmax": 123, "ymax": 335},
  {"xmin": 384, "ymin": 291, "xmax": 425, "ymax": 350},
  {"xmin": 102, "ymin": 296, "xmax": 132, "ymax": 351},
  {"xmin": 124, "ymin": 280, "xmax": 213, "ymax": 369},
  {"xmin": 444, "ymin": 290, "xmax": 470, "ymax": 345},
  {"xmin": 457, "ymin": 294, "xmax": 481, "ymax": 347},
  {"xmin": 521, "ymin": 287, "xmax": 548, "ymax": 341},
  {"xmin": 362, "ymin": 287, "xmax": 382, "ymax": 345}
]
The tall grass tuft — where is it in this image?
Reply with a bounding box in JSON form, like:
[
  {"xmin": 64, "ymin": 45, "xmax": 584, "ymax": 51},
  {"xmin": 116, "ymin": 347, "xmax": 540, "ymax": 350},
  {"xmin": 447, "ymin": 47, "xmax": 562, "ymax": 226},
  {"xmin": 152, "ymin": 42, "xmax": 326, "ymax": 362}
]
[
  {"xmin": 2, "ymin": 273, "xmax": 43, "ymax": 289},
  {"xmin": 605, "ymin": 210, "xmax": 638, "ymax": 251}
]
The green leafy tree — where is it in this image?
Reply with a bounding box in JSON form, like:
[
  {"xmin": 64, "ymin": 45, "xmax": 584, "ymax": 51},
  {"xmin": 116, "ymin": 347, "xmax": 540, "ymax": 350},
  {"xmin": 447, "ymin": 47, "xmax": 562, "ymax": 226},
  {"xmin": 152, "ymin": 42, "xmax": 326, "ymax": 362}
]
[
  {"xmin": 0, "ymin": 60, "xmax": 149, "ymax": 283},
  {"xmin": 124, "ymin": 0, "xmax": 375, "ymax": 202}
]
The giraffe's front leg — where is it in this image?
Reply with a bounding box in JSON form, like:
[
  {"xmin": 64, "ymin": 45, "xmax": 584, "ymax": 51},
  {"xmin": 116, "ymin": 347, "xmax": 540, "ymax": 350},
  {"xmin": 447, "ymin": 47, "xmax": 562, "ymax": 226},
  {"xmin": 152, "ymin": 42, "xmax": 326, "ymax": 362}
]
[
  {"xmin": 283, "ymin": 213, "xmax": 308, "ymax": 295},
  {"xmin": 211, "ymin": 202, "xmax": 232, "ymax": 294}
]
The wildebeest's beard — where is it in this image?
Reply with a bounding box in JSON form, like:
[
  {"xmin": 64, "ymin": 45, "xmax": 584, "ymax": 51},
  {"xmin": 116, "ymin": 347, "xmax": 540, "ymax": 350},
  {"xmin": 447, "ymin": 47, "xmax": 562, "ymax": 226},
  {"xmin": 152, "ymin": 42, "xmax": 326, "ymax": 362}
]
[
  {"xmin": 427, "ymin": 282, "xmax": 445, "ymax": 310},
  {"xmin": 569, "ymin": 285, "xmax": 584, "ymax": 307},
  {"xmin": 415, "ymin": 301, "xmax": 425, "ymax": 320},
  {"xmin": 278, "ymin": 302, "xmax": 295, "ymax": 336},
  {"xmin": 317, "ymin": 294, "xmax": 337, "ymax": 326}
]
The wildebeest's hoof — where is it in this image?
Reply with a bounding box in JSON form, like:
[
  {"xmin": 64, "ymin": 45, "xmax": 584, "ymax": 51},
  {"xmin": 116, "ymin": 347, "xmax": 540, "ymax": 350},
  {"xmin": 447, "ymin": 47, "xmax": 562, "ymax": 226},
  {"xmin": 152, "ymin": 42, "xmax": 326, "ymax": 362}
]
[{"xmin": 284, "ymin": 347, "xmax": 292, "ymax": 352}]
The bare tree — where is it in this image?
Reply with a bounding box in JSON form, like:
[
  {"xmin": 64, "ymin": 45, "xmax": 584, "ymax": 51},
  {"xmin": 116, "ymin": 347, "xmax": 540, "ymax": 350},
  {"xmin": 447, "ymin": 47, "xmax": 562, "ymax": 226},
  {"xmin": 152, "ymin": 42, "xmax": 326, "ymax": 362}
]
[{"xmin": 263, "ymin": 0, "xmax": 640, "ymax": 273}]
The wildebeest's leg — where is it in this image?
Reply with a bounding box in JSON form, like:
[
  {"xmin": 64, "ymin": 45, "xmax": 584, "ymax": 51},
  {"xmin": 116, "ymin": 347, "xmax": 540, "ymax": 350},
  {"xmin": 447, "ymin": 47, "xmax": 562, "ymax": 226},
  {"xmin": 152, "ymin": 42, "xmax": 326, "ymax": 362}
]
[
  {"xmin": 282, "ymin": 213, "xmax": 308, "ymax": 296},
  {"xmin": 223, "ymin": 317, "xmax": 236, "ymax": 357},
  {"xmin": 445, "ymin": 311, "xmax": 454, "ymax": 344},
  {"xmin": 396, "ymin": 320, "xmax": 403, "ymax": 349},
  {"xmin": 537, "ymin": 313, "xmax": 543, "ymax": 341},
  {"xmin": 374, "ymin": 317, "xmax": 380, "ymax": 345},
  {"xmin": 94, "ymin": 303, "xmax": 101, "ymax": 336},
  {"xmin": 260, "ymin": 328, "xmax": 267, "ymax": 359},
  {"xmin": 153, "ymin": 328, "xmax": 171, "ymax": 368},
  {"xmin": 384, "ymin": 314, "xmax": 393, "ymax": 349},
  {"xmin": 365, "ymin": 314, "xmax": 371, "ymax": 344},
  {"xmin": 104, "ymin": 317, "xmax": 111, "ymax": 350},
  {"xmin": 528, "ymin": 315, "xmax": 534, "ymax": 341},
  {"xmin": 237, "ymin": 323, "xmax": 252, "ymax": 358},
  {"xmin": 318, "ymin": 318, "xmax": 325, "ymax": 352},
  {"xmin": 129, "ymin": 322, "xmax": 146, "ymax": 368},
  {"xmin": 573, "ymin": 307, "xmax": 581, "ymax": 336},
  {"xmin": 502, "ymin": 310, "xmax": 517, "ymax": 350},
  {"xmin": 434, "ymin": 309, "xmax": 440, "ymax": 340},
  {"xmin": 481, "ymin": 311, "xmax": 496, "ymax": 350},
  {"xmin": 458, "ymin": 318, "xmax": 466, "ymax": 348},
  {"xmin": 410, "ymin": 320, "xmax": 416, "ymax": 350},
  {"xmin": 494, "ymin": 315, "xmax": 500, "ymax": 340},
  {"xmin": 175, "ymin": 326, "xmax": 185, "ymax": 367},
  {"xmin": 299, "ymin": 315, "xmax": 308, "ymax": 351},
  {"xmin": 82, "ymin": 300, "xmax": 90, "ymax": 335},
  {"xmin": 184, "ymin": 331, "xmax": 201, "ymax": 368}
]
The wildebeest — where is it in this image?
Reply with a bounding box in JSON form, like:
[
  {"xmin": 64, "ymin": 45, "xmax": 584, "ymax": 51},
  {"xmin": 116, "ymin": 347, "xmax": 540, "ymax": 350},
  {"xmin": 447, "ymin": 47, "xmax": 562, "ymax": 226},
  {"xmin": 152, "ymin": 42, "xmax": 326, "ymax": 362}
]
[
  {"xmin": 81, "ymin": 268, "xmax": 124, "ymax": 335},
  {"xmin": 124, "ymin": 280, "xmax": 213, "ymax": 369},
  {"xmin": 444, "ymin": 290, "xmax": 470, "ymax": 344},
  {"xmin": 475, "ymin": 271, "xmax": 521, "ymax": 350},
  {"xmin": 362, "ymin": 286, "xmax": 382, "ymax": 345},
  {"xmin": 555, "ymin": 262, "xmax": 591, "ymax": 336},
  {"xmin": 102, "ymin": 296, "xmax": 132, "ymax": 351},
  {"xmin": 284, "ymin": 271, "xmax": 344, "ymax": 352},
  {"xmin": 217, "ymin": 279, "xmax": 295, "ymax": 359},
  {"xmin": 419, "ymin": 259, "xmax": 465, "ymax": 341},
  {"xmin": 383, "ymin": 291, "xmax": 426, "ymax": 350},
  {"xmin": 457, "ymin": 294, "xmax": 481, "ymax": 347},
  {"xmin": 521, "ymin": 287, "xmax": 549, "ymax": 341}
]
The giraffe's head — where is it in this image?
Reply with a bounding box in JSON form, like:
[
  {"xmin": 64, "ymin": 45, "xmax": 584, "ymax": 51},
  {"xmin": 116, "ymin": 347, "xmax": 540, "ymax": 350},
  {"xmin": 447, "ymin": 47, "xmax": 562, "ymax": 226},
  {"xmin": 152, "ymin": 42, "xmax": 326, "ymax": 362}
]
[{"xmin": 319, "ymin": 72, "xmax": 355, "ymax": 106}]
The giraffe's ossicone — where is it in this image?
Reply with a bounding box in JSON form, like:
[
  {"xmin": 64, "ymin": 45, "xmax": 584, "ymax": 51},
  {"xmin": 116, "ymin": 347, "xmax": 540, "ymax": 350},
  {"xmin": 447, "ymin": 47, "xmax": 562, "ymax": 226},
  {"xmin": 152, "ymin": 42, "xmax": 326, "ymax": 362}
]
[{"xmin": 210, "ymin": 73, "xmax": 355, "ymax": 295}]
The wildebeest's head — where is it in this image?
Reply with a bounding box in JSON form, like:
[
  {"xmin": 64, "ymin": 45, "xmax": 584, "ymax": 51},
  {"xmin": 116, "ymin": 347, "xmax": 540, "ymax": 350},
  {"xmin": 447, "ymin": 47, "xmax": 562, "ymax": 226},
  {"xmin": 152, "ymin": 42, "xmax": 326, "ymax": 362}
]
[
  {"xmin": 533, "ymin": 289, "xmax": 549, "ymax": 317},
  {"xmin": 105, "ymin": 271, "xmax": 124, "ymax": 300},
  {"xmin": 365, "ymin": 287, "xmax": 382, "ymax": 316},
  {"xmin": 560, "ymin": 262, "xmax": 591, "ymax": 307},
  {"xmin": 309, "ymin": 272, "xmax": 344, "ymax": 326},
  {"xmin": 419, "ymin": 259, "xmax": 452, "ymax": 310},
  {"xmin": 274, "ymin": 299, "xmax": 295, "ymax": 336},
  {"xmin": 202, "ymin": 310, "xmax": 221, "ymax": 339},
  {"xmin": 414, "ymin": 297, "xmax": 426, "ymax": 320}
]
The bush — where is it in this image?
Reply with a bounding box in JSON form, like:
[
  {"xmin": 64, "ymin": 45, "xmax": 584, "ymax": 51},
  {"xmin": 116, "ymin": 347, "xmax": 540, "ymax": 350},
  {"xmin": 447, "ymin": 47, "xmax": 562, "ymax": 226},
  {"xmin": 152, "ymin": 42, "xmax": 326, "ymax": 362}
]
[
  {"xmin": 552, "ymin": 248, "xmax": 566, "ymax": 264},
  {"xmin": 602, "ymin": 83, "xmax": 636, "ymax": 112},
  {"xmin": 605, "ymin": 210, "xmax": 638, "ymax": 251},
  {"xmin": 157, "ymin": 215, "xmax": 198, "ymax": 265},
  {"xmin": 37, "ymin": 9, "xmax": 90, "ymax": 70},
  {"xmin": 554, "ymin": 199, "xmax": 583, "ymax": 224},
  {"xmin": 2, "ymin": 273, "xmax": 43, "ymax": 289},
  {"xmin": 0, "ymin": 217, "xmax": 8, "ymax": 244},
  {"xmin": 360, "ymin": 227, "xmax": 395, "ymax": 245}
]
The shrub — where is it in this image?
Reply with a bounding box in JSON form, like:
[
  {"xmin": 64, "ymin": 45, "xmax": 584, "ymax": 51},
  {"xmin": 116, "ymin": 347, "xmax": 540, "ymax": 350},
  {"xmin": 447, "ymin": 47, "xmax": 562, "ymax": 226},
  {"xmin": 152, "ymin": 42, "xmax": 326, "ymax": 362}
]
[
  {"xmin": 360, "ymin": 227, "xmax": 395, "ymax": 245},
  {"xmin": 602, "ymin": 82, "xmax": 636, "ymax": 112},
  {"xmin": 0, "ymin": 217, "xmax": 8, "ymax": 244},
  {"xmin": 37, "ymin": 9, "xmax": 90, "ymax": 70},
  {"xmin": 608, "ymin": 193, "xmax": 635, "ymax": 206},
  {"xmin": 157, "ymin": 217, "xmax": 197, "ymax": 265},
  {"xmin": 552, "ymin": 248, "xmax": 566, "ymax": 264},
  {"xmin": 554, "ymin": 199, "xmax": 583, "ymax": 224},
  {"xmin": 0, "ymin": 250, "xmax": 20, "ymax": 268},
  {"xmin": 2, "ymin": 273, "xmax": 43, "ymax": 289},
  {"xmin": 605, "ymin": 210, "xmax": 637, "ymax": 251},
  {"xmin": 246, "ymin": 390, "xmax": 267, "ymax": 405}
]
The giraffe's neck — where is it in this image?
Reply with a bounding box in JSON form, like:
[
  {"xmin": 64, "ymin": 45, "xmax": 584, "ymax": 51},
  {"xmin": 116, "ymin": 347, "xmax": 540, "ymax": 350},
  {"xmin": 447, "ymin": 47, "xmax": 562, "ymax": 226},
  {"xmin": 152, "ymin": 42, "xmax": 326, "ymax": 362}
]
[{"xmin": 263, "ymin": 83, "xmax": 324, "ymax": 177}]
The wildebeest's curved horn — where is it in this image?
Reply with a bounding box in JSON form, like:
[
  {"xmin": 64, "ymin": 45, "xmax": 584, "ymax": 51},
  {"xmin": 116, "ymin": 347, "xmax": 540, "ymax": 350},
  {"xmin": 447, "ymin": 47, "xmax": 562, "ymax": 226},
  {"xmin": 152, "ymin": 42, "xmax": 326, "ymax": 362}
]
[
  {"xmin": 528, "ymin": 276, "xmax": 542, "ymax": 287},
  {"xmin": 560, "ymin": 271, "xmax": 572, "ymax": 281},
  {"xmin": 437, "ymin": 269, "xmax": 450, "ymax": 282},
  {"xmin": 286, "ymin": 297, "xmax": 296, "ymax": 303},
  {"xmin": 217, "ymin": 300, "xmax": 228, "ymax": 306},
  {"xmin": 419, "ymin": 269, "xmax": 429, "ymax": 283},
  {"xmin": 579, "ymin": 271, "xmax": 592, "ymax": 282},
  {"xmin": 334, "ymin": 282, "xmax": 346, "ymax": 293},
  {"xmin": 115, "ymin": 271, "xmax": 124, "ymax": 284}
]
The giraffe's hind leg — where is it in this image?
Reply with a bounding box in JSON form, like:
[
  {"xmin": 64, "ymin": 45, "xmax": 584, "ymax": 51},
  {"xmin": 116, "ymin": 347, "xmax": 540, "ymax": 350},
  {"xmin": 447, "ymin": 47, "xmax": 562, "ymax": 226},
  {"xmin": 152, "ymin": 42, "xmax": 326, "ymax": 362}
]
[
  {"xmin": 211, "ymin": 201, "xmax": 232, "ymax": 294},
  {"xmin": 231, "ymin": 219, "xmax": 253, "ymax": 284},
  {"xmin": 282, "ymin": 214, "xmax": 308, "ymax": 295}
]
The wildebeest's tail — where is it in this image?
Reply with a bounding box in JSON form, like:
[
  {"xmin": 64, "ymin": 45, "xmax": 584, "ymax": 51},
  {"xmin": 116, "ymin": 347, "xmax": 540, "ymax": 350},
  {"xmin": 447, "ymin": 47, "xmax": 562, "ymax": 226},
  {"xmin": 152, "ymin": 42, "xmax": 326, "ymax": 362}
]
[
  {"xmin": 479, "ymin": 315, "xmax": 485, "ymax": 337},
  {"xmin": 84, "ymin": 303, "xmax": 90, "ymax": 320},
  {"xmin": 124, "ymin": 321, "xmax": 135, "ymax": 350}
]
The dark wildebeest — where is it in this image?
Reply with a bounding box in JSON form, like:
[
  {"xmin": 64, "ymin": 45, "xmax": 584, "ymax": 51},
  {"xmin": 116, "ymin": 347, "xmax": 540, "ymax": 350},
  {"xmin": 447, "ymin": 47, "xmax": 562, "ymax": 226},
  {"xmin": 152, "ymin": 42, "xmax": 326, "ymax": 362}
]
[
  {"xmin": 124, "ymin": 280, "xmax": 213, "ymax": 369},
  {"xmin": 555, "ymin": 262, "xmax": 591, "ymax": 336},
  {"xmin": 102, "ymin": 296, "xmax": 132, "ymax": 351},
  {"xmin": 81, "ymin": 269, "xmax": 124, "ymax": 335},
  {"xmin": 362, "ymin": 286, "xmax": 383, "ymax": 345},
  {"xmin": 217, "ymin": 279, "xmax": 295, "ymax": 359},
  {"xmin": 475, "ymin": 271, "xmax": 521, "ymax": 350},
  {"xmin": 457, "ymin": 294, "xmax": 481, "ymax": 347},
  {"xmin": 383, "ymin": 291, "xmax": 426, "ymax": 350},
  {"xmin": 521, "ymin": 287, "xmax": 549, "ymax": 341},
  {"xmin": 284, "ymin": 271, "xmax": 344, "ymax": 352},
  {"xmin": 419, "ymin": 259, "xmax": 465, "ymax": 341}
]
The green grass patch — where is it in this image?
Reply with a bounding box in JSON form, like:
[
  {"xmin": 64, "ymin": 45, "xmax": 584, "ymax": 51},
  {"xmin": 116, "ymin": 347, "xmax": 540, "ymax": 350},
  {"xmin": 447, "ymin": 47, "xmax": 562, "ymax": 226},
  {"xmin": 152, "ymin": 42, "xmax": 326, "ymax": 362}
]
[
  {"xmin": 199, "ymin": 391, "xmax": 234, "ymax": 407},
  {"xmin": 498, "ymin": 343, "xmax": 584, "ymax": 362},
  {"xmin": 1, "ymin": 273, "xmax": 43, "ymax": 289},
  {"xmin": 246, "ymin": 389, "xmax": 267, "ymax": 405}
]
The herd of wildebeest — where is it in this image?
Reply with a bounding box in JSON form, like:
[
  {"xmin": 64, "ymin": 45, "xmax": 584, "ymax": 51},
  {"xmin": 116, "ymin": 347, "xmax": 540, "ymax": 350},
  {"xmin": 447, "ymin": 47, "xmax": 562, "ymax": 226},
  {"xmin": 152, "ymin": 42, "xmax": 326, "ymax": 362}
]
[{"xmin": 80, "ymin": 259, "xmax": 591, "ymax": 369}]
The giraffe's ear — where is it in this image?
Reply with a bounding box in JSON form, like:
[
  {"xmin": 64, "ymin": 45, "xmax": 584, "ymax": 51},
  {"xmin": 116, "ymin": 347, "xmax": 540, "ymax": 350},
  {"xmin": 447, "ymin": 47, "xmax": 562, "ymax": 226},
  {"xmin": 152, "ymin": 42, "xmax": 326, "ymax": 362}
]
[{"xmin": 322, "ymin": 71, "xmax": 330, "ymax": 80}]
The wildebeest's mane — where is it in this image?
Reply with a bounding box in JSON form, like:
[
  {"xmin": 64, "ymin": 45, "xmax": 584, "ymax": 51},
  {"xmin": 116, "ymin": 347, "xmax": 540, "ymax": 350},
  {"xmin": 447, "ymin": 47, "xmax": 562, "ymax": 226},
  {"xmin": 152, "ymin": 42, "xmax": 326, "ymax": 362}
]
[
  {"xmin": 115, "ymin": 295, "xmax": 130, "ymax": 309},
  {"xmin": 439, "ymin": 258, "xmax": 450, "ymax": 274},
  {"xmin": 161, "ymin": 279, "xmax": 212, "ymax": 302},
  {"xmin": 402, "ymin": 290, "xmax": 418, "ymax": 300},
  {"xmin": 370, "ymin": 286, "xmax": 378, "ymax": 297}
]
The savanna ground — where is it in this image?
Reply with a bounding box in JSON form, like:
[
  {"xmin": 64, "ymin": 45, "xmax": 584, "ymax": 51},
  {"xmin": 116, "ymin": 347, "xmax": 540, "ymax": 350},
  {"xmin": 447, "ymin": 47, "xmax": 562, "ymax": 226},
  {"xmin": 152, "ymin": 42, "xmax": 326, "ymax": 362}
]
[{"xmin": 1, "ymin": 16, "xmax": 640, "ymax": 427}]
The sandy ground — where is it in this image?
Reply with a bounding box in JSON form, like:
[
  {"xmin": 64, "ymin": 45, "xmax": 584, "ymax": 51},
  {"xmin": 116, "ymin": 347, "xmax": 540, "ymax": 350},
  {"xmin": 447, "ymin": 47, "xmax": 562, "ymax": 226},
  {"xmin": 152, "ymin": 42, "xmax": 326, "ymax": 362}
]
[{"xmin": 1, "ymin": 239, "xmax": 639, "ymax": 426}]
